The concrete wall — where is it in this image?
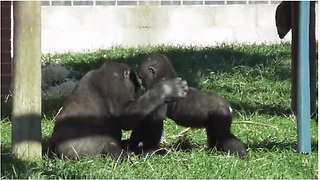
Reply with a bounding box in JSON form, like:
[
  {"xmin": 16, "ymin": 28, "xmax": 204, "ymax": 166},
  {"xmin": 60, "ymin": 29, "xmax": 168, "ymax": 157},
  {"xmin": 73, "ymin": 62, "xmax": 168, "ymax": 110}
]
[{"xmin": 41, "ymin": 5, "xmax": 318, "ymax": 54}]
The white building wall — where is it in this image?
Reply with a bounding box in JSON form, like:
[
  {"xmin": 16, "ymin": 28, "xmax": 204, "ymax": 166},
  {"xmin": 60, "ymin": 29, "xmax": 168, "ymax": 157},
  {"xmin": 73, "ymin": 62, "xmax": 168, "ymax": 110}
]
[{"xmin": 41, "ymin": 4, "xmax": 318, "ymax": 54}]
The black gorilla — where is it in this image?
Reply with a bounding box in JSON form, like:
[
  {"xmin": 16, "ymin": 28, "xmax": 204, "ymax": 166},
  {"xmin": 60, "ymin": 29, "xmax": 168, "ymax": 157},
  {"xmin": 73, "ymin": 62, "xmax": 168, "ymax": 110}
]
[
  {"xmin": 48, "ymin": 62, "xmax": 189, "ymax": 160},
  {"xmin": 275, "ymin": 1, "xmax": 292, "ymax": 39},
  {"xmin": 126, "ymin": 54, "xmax": 247, "ymax": 157}
]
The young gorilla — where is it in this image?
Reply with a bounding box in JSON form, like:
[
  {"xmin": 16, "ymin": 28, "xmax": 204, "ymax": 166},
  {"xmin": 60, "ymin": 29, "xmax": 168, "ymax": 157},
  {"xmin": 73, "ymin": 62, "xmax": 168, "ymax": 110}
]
[
  {"xmin": 48, "ymin": 62, "xmax": 189, "ymax": 160},
  {"xmin": 126, "ymin": 54, "xmax": 248, "ymax": 157}
]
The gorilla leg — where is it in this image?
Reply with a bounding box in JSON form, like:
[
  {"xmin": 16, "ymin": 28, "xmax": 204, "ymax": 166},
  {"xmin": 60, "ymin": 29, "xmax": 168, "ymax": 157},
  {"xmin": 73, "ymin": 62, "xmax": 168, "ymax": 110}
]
[
  {"xmin": 126, "ymin": 105, "xmax": 167, "ymax": 155},
  {"xmin": 126, "ymin": 120, "xmax": 164, "ymax": 154},
  {"xmin": 55, "ymin": 136, "xmax": 124, "ymax": 160},
  {"xmin": 50, "ymin": 126, "xmax": 125, "ymax": 160},
  {"xmin": 206, "ymin": 107, "xmax": 247, "ymax": 157}
]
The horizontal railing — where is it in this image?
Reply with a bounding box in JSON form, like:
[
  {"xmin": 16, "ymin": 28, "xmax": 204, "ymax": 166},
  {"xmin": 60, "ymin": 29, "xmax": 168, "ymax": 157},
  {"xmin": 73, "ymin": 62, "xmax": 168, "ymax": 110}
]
[{"xmin": 40, "ymin": 0, "xmax": 282, "ymax": 6}]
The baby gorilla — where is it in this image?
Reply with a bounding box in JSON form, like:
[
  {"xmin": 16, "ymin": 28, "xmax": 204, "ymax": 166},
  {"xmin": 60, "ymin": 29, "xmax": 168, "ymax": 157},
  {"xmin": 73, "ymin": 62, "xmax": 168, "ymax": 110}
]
[
  {"xmin": 48, "ymin": 62, "xmax": 188, "ymax": 160},
  {"xmin": 126, "ymin": 54, "xmax": 247, "ymax": 157}
]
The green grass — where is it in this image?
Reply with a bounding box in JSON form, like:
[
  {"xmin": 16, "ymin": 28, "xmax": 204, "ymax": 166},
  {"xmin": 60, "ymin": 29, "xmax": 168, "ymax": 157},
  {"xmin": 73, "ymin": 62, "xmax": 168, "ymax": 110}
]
[{"xmin": 1, "ymin": 43, "xmax": 318, "ymax": 179}]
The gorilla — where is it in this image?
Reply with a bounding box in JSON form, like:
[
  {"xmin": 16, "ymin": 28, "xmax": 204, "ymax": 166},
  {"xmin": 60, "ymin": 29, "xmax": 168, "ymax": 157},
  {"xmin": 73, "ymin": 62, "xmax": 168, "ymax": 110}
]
[
  {"xmin": 48, "ymin": 61, "xmax": 189, "ymax": 160},
  {"xmin": 125, "ymin": 54, "xmax": 248, "ymax": 157},
  {"xmin": 275, "ymin": 1, "xmax": 292, "ymax": 39}
]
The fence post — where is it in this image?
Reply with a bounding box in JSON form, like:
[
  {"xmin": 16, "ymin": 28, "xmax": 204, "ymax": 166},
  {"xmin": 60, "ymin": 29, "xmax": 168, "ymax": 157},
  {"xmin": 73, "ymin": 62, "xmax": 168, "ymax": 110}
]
[
  {"xmin": 11, "ymin": 1, "xmax": 42, "ymax": 160},
  {"xmin": 309, "ymin": 1, "xmax": 316, "ymax": 119},
  {"xmin": 296, "ymin": 1, "xmax": 311, "ymax": 154}
]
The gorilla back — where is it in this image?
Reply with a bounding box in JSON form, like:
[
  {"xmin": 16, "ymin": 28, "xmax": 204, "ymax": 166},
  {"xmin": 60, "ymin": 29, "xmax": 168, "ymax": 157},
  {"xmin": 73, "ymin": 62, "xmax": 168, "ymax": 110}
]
[
  {"xmin": 48, "ymin": 62, "xmax": 188, "ymax": 160},
  {"xmin": 128, "ymin": 54, "xmax": 247, "ymax": 157}
]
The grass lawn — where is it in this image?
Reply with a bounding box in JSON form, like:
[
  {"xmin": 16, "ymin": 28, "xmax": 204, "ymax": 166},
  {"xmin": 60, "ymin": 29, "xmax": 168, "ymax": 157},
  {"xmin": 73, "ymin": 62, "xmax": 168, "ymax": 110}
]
[{"xmin": 1, "ymin": 43, "xmax": 318, "ymax": 179}]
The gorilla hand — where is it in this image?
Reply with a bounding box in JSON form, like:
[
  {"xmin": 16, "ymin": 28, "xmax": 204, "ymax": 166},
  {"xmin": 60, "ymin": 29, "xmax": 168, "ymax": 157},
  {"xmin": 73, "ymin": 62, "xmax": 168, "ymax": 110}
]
[{"xmin": 155, "ymin": 77, "xmax": 189, "ymax": 102}]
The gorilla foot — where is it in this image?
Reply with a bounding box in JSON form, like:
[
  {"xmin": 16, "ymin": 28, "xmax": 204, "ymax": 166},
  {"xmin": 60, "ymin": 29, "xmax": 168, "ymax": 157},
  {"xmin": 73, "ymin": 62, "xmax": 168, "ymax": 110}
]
[{"xmin": 217, "ymin": 137, "xmax": 248, "ymax": 158}]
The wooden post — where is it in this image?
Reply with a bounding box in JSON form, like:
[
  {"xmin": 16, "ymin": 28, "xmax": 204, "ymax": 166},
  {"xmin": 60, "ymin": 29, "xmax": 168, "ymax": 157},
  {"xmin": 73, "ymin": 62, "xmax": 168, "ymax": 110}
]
[{"xmin": 11, "ymin": 1, "xmax": 42, "ymax": 160}]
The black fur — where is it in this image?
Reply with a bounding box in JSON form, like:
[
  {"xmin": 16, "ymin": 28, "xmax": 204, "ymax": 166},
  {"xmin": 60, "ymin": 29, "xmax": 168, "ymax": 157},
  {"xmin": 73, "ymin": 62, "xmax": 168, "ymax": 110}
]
[
  {"xmin": 126, "ymin": 54, "xmax": 248, "ymax": 157},
  {"xmin": 48, "ymin": 62, "xmax": 188, "ymax": 160}
]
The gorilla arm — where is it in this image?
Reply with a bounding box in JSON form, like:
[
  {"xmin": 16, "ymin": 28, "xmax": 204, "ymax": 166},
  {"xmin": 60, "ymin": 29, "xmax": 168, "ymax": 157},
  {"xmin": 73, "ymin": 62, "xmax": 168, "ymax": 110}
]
[{"xmin": 121, "ymin": 78, "xmax": 188, "ymax": 130}]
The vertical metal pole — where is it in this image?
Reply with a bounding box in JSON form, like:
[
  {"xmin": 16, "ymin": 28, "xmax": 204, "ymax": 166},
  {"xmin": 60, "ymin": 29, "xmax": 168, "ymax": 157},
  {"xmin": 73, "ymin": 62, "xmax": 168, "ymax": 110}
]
[
  {"xmin": 309, "ymin": 1, "xmax": 316, "ymax": 119},
  {"xmin": 291, "ymin": 1, "xmax": 298, "ymax": 115},
  {"xmin": 297, "ymin": 1, "xmax": 311, "ymax": 154}
]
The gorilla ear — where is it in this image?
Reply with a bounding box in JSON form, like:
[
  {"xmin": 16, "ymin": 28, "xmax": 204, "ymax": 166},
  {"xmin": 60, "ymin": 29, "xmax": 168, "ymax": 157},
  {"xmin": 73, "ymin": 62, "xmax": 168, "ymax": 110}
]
[
  {"xmin": 149, "ymin": 67, "xmax": 156, "ymax": 76},
  {"xmin": 123, "ymin": 69, "xmax": 131, "ymax": 78}
]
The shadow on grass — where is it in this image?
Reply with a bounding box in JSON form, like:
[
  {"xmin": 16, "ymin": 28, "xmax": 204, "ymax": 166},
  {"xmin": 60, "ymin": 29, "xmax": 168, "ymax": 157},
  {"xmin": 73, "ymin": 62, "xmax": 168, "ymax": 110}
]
[
  {"xmin": 63, "ymin": 44, "xmax": 292, "ymax": 87},
  {"xmin": 1, "ymin": 96, "xmax": 65, "ymax": 120},
  {"xmin": 168, "ymin": 137, "xmax": 203, "ymax": 153},
  {"xmin": 2, "ymin": 44, "xmax": 299, "ymax": 119},
  {"xmin": 230, "ymin": 101, "xmax": 292, "ymax": 116},
  {"xmin": 249, "ymin": 140, "xmax": 318, "ymax": 153},
  {"xmin": 1, "ymin": 144, "xmax": 86, "ymax": 179},
  {"xmin": 0, "ymin": 145, "xmax": 38, "ymax": 179},
  {"xmin": 1, "ymin": 44, "xmax": 296, "ymax": 118},
  {"xmin": 166, "ymin": 137, "xmax": 318, "ymax": 156}
]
